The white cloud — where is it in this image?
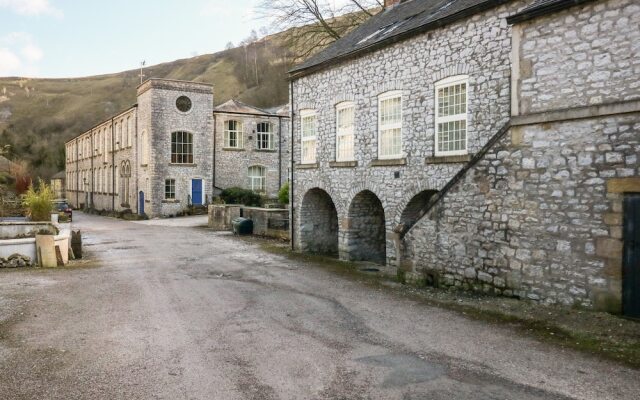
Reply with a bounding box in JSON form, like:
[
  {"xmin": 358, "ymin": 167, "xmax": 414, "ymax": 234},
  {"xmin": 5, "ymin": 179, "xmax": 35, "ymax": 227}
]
[
  {"xmin": 22, "ymin": 43, "xmax": 43, "ymax": 62},
  {"xmin": 0, "ymin": 0, "xmax": 63, "ymax": 17},
  {"xmin": 0, "ymin": 32, "xmax": 43, "ymax": 77},
  {"xmin": 0, "ymin": 48, "xmax": 22, "ymax": 76}
]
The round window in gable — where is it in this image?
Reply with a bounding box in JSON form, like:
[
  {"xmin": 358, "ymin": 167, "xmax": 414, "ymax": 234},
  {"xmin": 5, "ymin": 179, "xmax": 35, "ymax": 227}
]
[{"xmin": 176, "ymin": 96, "xmax": 192, "ymax": 113}]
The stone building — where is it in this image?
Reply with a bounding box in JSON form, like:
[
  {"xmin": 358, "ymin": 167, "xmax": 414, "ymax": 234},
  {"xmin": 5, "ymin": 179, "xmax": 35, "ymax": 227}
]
[
  {"xmin": 214, "ymin": 100, "xmax": 290, "ymax": 197},
  {"xmin": 289, "ymin": 0, "xmax": 639, "ymax": 315},
  {"xmin": 65, "ymin": 79, "xmax": 289, "ymax": 218}
]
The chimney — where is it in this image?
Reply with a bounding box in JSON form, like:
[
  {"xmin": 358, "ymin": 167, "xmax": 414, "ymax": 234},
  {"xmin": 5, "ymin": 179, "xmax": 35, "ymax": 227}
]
[{"xmin": 384, "ymin": 0, "xmax": 402, "ymax": 9}]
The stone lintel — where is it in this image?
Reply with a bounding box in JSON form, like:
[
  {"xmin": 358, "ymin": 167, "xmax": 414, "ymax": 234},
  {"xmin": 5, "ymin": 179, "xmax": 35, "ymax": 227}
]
[
  {"xmin": 295, "ymin": 163, "xmax": 319, "ymax": 170},
  {"xmin": 329, "ymin": 161, "xmax": 358, "ymax": 168},
  {"xmin": 607, "ymin": 177, "xmax": 640, "ymax": 193},
  {"xmin": 369, "ymin": 158, "xmax": 407, "ymax": 167},
  {"xmin": 425, "ymin": 154, "xmax": 472, "ymax": 164}
]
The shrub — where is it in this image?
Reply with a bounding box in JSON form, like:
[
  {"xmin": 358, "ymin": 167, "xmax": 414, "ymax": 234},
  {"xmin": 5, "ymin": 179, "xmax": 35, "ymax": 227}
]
[
  {"xmin": 278, "ymin": 182, "xmax": 289, "ymax": 205},
  {"xmin": 220, "ymin": 187, "xmax": 262, "ymax": 207},
  {"xmin": 22, "ymin": 179, "xmax": 54, "ymax": 221}
]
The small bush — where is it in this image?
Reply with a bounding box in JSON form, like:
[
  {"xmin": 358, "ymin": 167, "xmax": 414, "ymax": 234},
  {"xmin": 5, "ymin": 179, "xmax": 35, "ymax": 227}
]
[
  {"xmin": 278, "ymin": 182, "xmax": 289, "ymax": 205},
  {"xmin": 22, "ymin": 179, "xmax": 54, "ymax": 222},
  {"xmin": 220, "ymin": 187, "xmax": 262, "ymax": 207}
]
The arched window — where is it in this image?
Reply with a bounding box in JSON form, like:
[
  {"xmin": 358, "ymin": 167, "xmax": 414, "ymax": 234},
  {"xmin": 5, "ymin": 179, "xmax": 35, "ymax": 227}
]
[
  {"xmin": 435, "ymin": 75, "xmax": 468, "ymax": 156},
  {"xmin": 224, "ymin": 120, "xmax": 243, "ymax": 149},
  {"xmin": 248, "ymin": 165, "xmax": 266, "ymax": 192},
  {"xmin": 256, "ymin": 122, "xmax": 274, "ymax": 150},
  {"xmin": 171, "ymin": 131, "xmax": 193, "ymax": 164}
]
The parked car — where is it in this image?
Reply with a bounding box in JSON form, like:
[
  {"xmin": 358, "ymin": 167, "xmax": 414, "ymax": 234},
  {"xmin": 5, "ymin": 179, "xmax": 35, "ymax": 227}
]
[{"xmin": 52, "ymin": 199, "xmax": 72, "ymax": 222}]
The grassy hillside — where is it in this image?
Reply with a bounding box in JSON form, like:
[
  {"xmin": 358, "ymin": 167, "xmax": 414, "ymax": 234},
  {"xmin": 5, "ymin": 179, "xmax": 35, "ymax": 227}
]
[{"xmin": 0, "ymin": 38, "xmax": 293, "ymax": 179}]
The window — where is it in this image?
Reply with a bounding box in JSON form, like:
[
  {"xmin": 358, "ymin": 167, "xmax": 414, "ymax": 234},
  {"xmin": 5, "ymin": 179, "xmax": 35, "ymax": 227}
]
[
  {"xmin": 256, "ymin": 122, "xmax": 274, "ymax": 150},
  {"xmin": 171, "ymin": 131, "xmax": 193, "ymax": 164},
  {"xmin": 176, "ymin": 96, "xmax": 192, "ymax": 113},
  {"xmin": 224, "ymin": 120, "xmax": 243, "ymax": 149},
  {"xmin": 115, "ymin": 123, "xmax": 120, "ymax": 149},
  {"xmin": 378, "ymin": 91, "xmax": 402, "ymax": 159},
  {"xmin": 127, "ymin": 117, "xmax": 132, "ymax": 147},
  {"xmin": 165, "ymin": 179, "xmax": 176, "ymax": 199},
  {"xmin": 300, "ymin": 110, "xmax": 317, "ymax": 164},
  {"xmin": 141, "ymin": 130, "xmax": 149, "ymax": 165},
  {"xmin": 336, "ymin": 102, "xmax": 355, "ymax": 161},
  {"xmin": 435, "ymin": 75, "xmax": 468, "ymax": 156},
  {"xmin": 248, "ymin": 166, "xmax": 266, "ymax": 192}
]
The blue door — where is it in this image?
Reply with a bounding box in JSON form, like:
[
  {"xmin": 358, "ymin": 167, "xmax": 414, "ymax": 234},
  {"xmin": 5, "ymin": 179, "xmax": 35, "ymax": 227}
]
[
  {"xmin": 191, "ymin": 179, "xmax": 203, "ymax": 205},
  {"xmin": 139, "ymin": 191, "xmax": 145, "ymax": 215}
]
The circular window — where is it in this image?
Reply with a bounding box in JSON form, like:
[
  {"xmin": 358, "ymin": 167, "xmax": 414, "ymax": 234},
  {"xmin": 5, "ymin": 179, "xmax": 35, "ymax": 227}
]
[{"xmin": 176, "ymin": 96, "xmax": 192, "ymax": 113}]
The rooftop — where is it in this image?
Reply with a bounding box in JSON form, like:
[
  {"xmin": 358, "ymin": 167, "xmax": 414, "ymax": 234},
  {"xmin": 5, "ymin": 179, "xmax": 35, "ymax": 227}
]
[{"xmin": 289, "ymin": 0, "xmax": 512, "ymax": 77}]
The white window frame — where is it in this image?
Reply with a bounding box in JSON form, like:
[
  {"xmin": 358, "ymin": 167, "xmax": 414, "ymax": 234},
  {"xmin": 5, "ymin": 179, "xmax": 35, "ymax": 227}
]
[
  {"xmin": 248, "ymin": 165, "xmax": 266, "ymax": 192},
  {"xmin": 435, "ymin": 75, "xmax": 469, "ymax": 156},
  {"xmin": 335, "ymin": 102, "xmax": 355, "ymax": 162},
  {"xmin": 256, "ymin": 122, "xmax": 274, "ymax": 150},
  {"xmin": 165, "ymin": 179, "xmax": 176, "ymax": 200},
  {"xmin": 377, "ymin": 91, "xmax": 403, "ymax": 160},
  {"xmin": 224, "ymin": 120, "xmax": 244, "ymax": 149},
  {"xmin": 300, "ymin": 109, "xmax": 317, "ymax": 164}
]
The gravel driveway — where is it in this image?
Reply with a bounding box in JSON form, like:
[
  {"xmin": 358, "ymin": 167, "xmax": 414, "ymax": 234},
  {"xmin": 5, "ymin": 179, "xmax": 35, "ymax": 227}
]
[{"xmin": 0, "ymin": 212, "xmax": 638, "ymax": 399}]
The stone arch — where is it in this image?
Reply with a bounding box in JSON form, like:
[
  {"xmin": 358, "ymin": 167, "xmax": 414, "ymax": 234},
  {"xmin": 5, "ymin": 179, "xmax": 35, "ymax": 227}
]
[
  {"xmin": 346, "ymin": 190, "xmax": 386, "ymax": 264},
  {"xmin": 397, "ymin": 190, "xmax": 439, "ymax": 235},
  {"xmin": 299, "ymin": 188, "xmax": 339, "ymax": 256}
]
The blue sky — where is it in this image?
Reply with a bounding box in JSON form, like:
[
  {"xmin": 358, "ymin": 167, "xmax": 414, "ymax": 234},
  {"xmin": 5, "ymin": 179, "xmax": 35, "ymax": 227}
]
[{"xmin": 0, "ymin": 0, "xmax": 268, "ymax": 78}]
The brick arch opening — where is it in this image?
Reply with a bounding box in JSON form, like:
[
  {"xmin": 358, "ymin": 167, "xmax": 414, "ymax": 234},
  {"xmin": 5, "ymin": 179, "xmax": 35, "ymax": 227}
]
[
  {"xmin": 347, "ymin": 190, "xmax": 386, "ymax": 264},
  {"xmin": 299, "ymin": 188, "xmax": 339, "ymax": 256},
  {"xmin": 398, "ymin": 190, "xmax": 439, "ymax": 235}
]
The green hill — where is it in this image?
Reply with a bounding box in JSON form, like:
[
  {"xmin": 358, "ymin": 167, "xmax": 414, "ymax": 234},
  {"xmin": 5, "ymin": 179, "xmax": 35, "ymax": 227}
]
[{"xmin": 0, "ymin": 38, "xmax": 293, "ymax": 179}]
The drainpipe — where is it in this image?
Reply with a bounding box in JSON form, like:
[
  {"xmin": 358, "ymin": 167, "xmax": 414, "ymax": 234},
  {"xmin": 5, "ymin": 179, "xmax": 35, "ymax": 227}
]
[
  {"xmin": 212, "ymin": 113, "xmax": 216, "ymax": 195},
  {"xmin": 111, "ymin": 117, "xmax": 115, "ymax": 211},
  {"xmin": 134, "ymin": 109, "xmax": 139, "ymax": 215},
  {"xmin": 289, "ymin": 81, "xmax": 295, "ymax": 251},
  {"xmin": 90, "ymin": 129, "xmax": 94, "ymax": 210},
  {"xmin": 75, "ymin": 139, "xmax": 79, "ymax": 208},
  {"xmin": 278, "ymin": 115, "xmax": 282, "ymax": 190}
]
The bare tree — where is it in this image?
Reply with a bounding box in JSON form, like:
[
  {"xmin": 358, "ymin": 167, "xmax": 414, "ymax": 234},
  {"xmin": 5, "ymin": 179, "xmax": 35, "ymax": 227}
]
[{"xmin": 258, "ymin": 0, "xmax": 383, "ymax": 60}]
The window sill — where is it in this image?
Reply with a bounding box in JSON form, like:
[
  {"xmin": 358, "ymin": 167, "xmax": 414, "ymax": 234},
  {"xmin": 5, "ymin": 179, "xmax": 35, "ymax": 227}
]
[
  {"xmin": 140, "ymin": 164, "xmax": 148, "ymax": 167},
  {"xmin": 295, "ymin": 162, "xmax": 319, "ymax": 170},
  {"xmin": 426, "ymin": 154, "xmax": 472, "ymax": 164},
  {"xmin": 329, "ymin": 161, "xmax": 358, "ymax": 168},
  {"xmin": 222, "ymin": 148, "xmax": 245, "ymax": 152},
  {"xmin": 162, "ymin": 199, "xmax": 180, "ymax": 204},
  {"xmin": 369, "ymin": 158, "xmax": 406, "ymax": 167},
  {"xmin": 255, "ymin": 149, "xmax": 277, "ymax": 153},
  {"xmin": 168, "ymin": 163, "xmax": 197, "ymax": 167}
]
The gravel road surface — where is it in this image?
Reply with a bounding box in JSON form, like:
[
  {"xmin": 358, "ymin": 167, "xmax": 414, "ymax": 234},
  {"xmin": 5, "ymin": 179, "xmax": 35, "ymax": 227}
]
[{"xmin": 0, "ymin": 213, "xmax": 638, "ymax": 399}]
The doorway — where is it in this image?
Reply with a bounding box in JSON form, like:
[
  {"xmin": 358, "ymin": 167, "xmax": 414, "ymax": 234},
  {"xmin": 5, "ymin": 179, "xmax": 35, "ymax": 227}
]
[{"xmin": 191, "ymin": 179, "xmax": 203, "ymax": 205}]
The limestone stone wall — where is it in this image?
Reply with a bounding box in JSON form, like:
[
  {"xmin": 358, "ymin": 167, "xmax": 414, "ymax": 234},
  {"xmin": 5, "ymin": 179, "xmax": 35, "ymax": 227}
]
[
  {"xmin": 404, "ymin": 114, "xmax": 640, "ymax": 310},
  {"xmin": 214, "ymin": 112, "xmax": 289, "ymax": 198},
  {"xmin": 514, "ymin": 0, "xmax": 640, "ymax": 114},
  {"xmin": 65, "ymin": 107, "xmax": 137, "ymax": 213},
  {"xmin": 292, "ymin": 1, "xmax": 525, "ymax": 263},
  {"xmin": 140, "ymin": 80, "xmax": 214, "ymax": 217}
]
